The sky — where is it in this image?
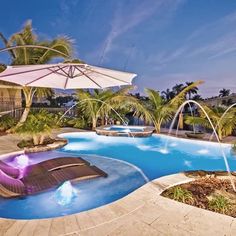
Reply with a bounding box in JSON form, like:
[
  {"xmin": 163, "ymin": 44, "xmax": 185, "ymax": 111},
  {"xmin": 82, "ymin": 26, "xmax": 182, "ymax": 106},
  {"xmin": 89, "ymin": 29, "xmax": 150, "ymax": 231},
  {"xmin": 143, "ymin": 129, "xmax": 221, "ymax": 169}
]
[{"xmin": 1, "ymin": 0, "xmax": 236, "ymax": 97}]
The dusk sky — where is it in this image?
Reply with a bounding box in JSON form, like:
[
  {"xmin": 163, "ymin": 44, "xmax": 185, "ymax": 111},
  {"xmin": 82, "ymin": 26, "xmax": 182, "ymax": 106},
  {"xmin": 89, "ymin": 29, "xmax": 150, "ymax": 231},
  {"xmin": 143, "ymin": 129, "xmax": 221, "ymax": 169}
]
[{"xmin": 1, "ymin": 0, "xmax": 236, "ymax": 97}]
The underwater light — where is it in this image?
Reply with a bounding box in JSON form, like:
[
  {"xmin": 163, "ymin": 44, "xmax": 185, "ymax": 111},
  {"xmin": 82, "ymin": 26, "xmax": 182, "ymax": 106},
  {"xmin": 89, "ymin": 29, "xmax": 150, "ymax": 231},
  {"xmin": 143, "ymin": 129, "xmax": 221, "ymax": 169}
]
[
  {"xmin": 158, "ymin": 148, "xmax": 169, "ymax": 154},
  {"xmin": 15, "ymin": 154, "xmax": 29, "ymax": 169},
  {"xmin": 55, "ymin": 181, "xmax": 78, "ymax": 206}
]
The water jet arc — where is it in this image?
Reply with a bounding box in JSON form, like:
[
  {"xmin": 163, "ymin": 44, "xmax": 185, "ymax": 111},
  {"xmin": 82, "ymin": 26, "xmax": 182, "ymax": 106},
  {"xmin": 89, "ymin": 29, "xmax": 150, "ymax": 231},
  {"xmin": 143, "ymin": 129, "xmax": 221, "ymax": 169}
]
[
  {"xmin": 209, "ymin": 103, "xmax": 236, "ymax": 141},
  {"xmin": 175, "ymin": 101, "xmax": 195, "ymax": 136},
  {"xmin": 58, "ymin": 98, "xmax": 128, "ymax": 126},
  {"xmin": 165, "ymin": 100, "xmax": 236, "ymax": 191}
]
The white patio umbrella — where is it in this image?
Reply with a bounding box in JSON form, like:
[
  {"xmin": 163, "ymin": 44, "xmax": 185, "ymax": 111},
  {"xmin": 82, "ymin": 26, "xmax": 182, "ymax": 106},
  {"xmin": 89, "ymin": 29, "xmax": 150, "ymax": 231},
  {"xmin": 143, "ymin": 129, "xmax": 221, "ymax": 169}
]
[{"xmin": 0, "ymin": 63, "xmax": 137, "ymax": 89}]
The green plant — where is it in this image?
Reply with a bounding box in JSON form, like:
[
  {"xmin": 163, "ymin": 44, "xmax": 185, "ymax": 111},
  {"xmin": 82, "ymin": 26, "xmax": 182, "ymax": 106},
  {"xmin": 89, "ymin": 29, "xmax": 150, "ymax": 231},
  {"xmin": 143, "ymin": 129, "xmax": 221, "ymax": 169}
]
[
  {"xmin": 17, "ymin": 139, "xmax": 34, "ymax": 148},
  {"xmin": 208, "ymin": 195, "xmax": 231, "ymax": 214},
  {"xmin": 16, "ymin": 109, "xmax": 56, "ymax": 145},
  {"xmin": 185, "ymin": 106, "xmax": 236, "ymax": 140},
  {"xmin": 0, "ymin": 115, "xmax": 15, "ymax": 131},
  {"xmin": 142, "ymin": 80, "xmax": 204, "ymax": 133},
  {"xmin": 67, "ymin": 118, "xmax": 87, "ymax": 129},
  {"xmin": 167, "ymin": 186, "xmax": 194, "ymax": 204},
  {"xmin": 76, "ymin": 86, "xmax": 147, "ymax": 130},
  {"xmin": 0, "ymin": 20, "xmax": 73, "ymax": 127}
]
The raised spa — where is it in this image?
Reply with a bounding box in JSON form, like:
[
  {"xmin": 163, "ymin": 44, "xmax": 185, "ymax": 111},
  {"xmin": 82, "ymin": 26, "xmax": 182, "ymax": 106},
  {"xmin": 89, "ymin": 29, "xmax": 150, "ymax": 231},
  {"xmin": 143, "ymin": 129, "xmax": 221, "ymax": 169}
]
[{"xmin": 95, "ymin": 125, "xmax": 155, "ymax": 137}]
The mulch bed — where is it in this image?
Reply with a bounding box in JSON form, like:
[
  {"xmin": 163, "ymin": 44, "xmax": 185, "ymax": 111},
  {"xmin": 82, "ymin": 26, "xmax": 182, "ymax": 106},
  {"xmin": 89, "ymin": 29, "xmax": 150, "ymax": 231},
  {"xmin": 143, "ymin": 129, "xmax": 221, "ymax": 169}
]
[
  {"xmin": 0, "ymin": 131, "xmax": 7, "ymax": 136},
  {"xmin": 161, "ymin": 175, "xmax": 236, "ymax": 218}
]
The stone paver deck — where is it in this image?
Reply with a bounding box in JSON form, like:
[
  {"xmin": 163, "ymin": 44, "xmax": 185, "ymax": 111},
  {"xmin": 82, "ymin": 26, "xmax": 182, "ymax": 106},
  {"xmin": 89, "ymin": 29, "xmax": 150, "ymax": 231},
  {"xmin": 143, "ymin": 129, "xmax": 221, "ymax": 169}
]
[
  {"xmin": 0, "ymin": 172, "xmax": 235, "ymax": 236},
  {"xmin": 0, "ymin": 127, "xmax": 84, "ymax": 155}
]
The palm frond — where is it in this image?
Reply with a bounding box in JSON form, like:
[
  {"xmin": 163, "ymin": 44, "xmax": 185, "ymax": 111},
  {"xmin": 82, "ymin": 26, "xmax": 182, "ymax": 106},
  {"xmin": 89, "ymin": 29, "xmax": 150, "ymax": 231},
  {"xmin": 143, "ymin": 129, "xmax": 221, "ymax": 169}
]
[{"xmin": 169, "ymin": 80, "xmax": 204, "ymax": 107}]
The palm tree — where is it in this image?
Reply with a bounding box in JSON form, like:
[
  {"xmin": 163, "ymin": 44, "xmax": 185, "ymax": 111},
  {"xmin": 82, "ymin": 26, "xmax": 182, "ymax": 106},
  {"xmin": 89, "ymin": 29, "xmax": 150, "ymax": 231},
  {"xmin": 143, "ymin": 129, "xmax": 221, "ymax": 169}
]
[
  {"xmin": 161, "ymin": 88, "xmax": 175, "ymax": 101},
  {"xmin": 219, "ymin": 88, "xmax": 230, "ymax": 97},
  {"xmin": 0, "ymin": 20, "xmax": 73, "ymax": 127},
  {"xmin": 185, "ymin": 105, "xmax": 236, "ymax": 140},
  {"xmin": 172, "ymin": 83, "xmax": 184, "ymax": 95},
  {"xmin": 143, "ymin": 81, "xmax": 204, "ymax": 133},
  {"xmin": 185, "ymin": 81, "xmax": 199, "ymax": 99},
  {"xmin": 0, "ymin": 64, "xmax": 6, "ymax": 73},
  {"xmin": 76, "ymin": 86, "xmax": 148, "ymax": 130},
  {"xmin": 192, "ymin": 94, "xmax": 203, "ymax": 101}
]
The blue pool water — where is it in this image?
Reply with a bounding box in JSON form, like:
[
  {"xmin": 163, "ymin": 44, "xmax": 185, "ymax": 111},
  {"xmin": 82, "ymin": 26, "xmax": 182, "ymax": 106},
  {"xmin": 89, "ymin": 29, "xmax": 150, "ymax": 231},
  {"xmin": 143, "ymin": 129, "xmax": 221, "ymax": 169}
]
[
  {"xmin": 0, "ymin": 132, "xmax": 235, "ymax": 219},
  {"xmin": 105, "ymin": 125, "xmax": 144, "ymax": 132}
]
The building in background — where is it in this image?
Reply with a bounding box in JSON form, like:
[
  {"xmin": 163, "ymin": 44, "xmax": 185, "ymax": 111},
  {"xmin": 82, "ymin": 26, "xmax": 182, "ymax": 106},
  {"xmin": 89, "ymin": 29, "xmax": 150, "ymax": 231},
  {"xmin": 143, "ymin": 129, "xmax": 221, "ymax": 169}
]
[
  {"xmin": 0, "ymin": 82, "xmax": 22, "ymax": 112},
  {"xmin": 204, "ymin": 93, "xmax": 236, "ymax": 107}
]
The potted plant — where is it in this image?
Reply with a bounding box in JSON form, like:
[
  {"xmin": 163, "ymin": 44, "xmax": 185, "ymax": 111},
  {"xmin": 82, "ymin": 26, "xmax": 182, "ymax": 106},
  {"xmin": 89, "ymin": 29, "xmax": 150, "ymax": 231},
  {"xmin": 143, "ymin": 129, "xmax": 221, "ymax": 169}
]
[
  {"xmin": 231, "ymin": 142, "xmax": 236, "ymax": 155},
  {"xmin": 185, "ymin": 130, "xmax": 205, "ymax": 139}
]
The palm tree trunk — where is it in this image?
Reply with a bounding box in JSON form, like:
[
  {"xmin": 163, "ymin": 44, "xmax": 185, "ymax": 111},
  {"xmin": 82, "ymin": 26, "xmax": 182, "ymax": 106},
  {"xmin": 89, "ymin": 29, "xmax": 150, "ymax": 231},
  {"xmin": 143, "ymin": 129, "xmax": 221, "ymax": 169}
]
[
  {"xmin": 39, "ymin": 134, "xmax": 46, "ymax": 145},
  {"xmin": 92, "ymin": 117, "xmax": 97, "ymax": 130},
  {"xmin": 101, "ymin": 117, "xmax": 105, "ymax": 126},
  {"xmin": 154, "ymin": 122, "xmax": 161, "ymax": 134},
  {"xmin": 19, "ymin": 106, "xmax": 31, "ymax": 124},
  {"xmin": 15, "ymin": 88, "xmax": 35, "ymax": 128},
  {"xmin": 33, "ymin": 135, "xmax": 40, "ymax": 146},
  {"xmin": 218, "ymin": 129, "xmax": 223, "ymax": 141}
]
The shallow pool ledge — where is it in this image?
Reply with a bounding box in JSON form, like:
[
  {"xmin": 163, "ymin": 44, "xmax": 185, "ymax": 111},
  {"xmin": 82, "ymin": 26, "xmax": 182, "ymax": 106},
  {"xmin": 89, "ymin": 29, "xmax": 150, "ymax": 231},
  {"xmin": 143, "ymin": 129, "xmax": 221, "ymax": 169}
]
[{"xmin": 0, "ymin": 172, "xmax": 235, "ymax": 236}]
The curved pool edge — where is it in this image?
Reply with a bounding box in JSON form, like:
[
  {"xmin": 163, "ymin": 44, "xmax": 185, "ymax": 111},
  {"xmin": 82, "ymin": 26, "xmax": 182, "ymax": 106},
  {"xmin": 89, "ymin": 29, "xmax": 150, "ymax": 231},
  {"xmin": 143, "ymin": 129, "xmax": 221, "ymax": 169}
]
[
  {"xmin": 58, "ymin": 131, "xmax": 233, "ymax": 147},
  {"xmin": 1, "ymin": 170, "xmax": 235, "ymax": 236}
]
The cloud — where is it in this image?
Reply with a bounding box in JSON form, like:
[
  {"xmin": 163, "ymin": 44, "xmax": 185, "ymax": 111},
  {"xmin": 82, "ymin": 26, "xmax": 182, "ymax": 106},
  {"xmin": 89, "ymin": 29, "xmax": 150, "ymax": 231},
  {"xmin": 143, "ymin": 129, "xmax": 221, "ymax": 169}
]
[
  {"xmin": 51, "ymin": 0, "xmax": 80, "ymax": 29},
  {"xmin": 186, "ymin": 11, "xmax": 236, "ymax": 42},
  {"xmin": 147, "ymin": 10, "xmax": 236, "ymax": 70},
  {"xmin": 99, "ymin": 0, "xmax": 186, "ymax": 63},
  {"xmin": 189, "ymin": 31, "xmax": 236, "ymax": 59}
]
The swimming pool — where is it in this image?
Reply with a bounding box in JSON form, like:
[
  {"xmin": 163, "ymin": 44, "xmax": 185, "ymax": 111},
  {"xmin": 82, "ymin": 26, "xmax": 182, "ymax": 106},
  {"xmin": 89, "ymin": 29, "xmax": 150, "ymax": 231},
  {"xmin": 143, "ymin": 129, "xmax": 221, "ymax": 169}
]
[{"xmin": 0, "ymin": 132, "xmax": 235, "ymax": 219}]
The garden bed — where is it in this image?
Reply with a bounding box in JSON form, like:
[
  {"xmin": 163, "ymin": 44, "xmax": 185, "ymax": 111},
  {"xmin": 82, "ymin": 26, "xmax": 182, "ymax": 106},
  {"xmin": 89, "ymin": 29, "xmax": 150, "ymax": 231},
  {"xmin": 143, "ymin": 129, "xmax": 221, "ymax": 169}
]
[
  {"xmin": 17, "ymin": 138, "xmax": 67, "ymax": 153},
  {"xmin": 161, "ymin": 172, "xmax": 236, "ymax": 218},
  {"xmin": 0, "ymin": 131, "xmax": 6, "ymax": 136}
]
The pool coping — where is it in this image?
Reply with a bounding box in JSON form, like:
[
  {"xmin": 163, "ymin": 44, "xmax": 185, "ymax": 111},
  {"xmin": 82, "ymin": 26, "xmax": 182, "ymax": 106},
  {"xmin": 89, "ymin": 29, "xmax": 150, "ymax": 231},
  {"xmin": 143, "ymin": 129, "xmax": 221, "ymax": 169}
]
[
  {"xmin": 157, "ymin": 133, "xmax": 233, "ymax": 147},
  {"xmin": 0, "ymin": 164, "xmax": 235, "ymax": 235}
]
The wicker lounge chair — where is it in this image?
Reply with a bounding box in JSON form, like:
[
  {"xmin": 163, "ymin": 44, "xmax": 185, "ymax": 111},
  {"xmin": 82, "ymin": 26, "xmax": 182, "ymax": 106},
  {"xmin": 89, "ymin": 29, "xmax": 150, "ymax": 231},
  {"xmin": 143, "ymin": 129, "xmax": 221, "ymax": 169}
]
[
  {"xmin": 0, "ymin": 157, "xmax": 89, "ymax": 178},
  {"xmin": 0, "ymin": 169, "xmax": 25, "ymax": 198},
  {"xmin": 0, "ymin": 160, "xmax": 20, "ymax": 178}
]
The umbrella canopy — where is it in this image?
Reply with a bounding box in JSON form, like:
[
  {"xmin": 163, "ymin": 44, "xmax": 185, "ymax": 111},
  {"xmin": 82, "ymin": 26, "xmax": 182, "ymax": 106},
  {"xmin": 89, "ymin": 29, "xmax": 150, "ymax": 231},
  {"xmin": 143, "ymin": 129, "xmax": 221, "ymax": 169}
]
[{"xmin": 0, "ymin": 63, "xmax": 137, "ymax": 89}]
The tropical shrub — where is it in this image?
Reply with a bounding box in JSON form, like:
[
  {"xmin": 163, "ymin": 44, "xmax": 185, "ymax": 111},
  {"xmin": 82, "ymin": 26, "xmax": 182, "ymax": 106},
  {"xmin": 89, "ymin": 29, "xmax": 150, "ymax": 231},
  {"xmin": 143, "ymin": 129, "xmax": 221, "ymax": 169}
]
[
  {"xmin": 0, "ymin": 115, "xmax": 15, "ymax": 131},
  {"xmin": 185, "ymin": 105, "xmax": 236, "ymax": 140},
  {"xmin": 67, "ymin": 118, "xmax": 87, "ymax": 129},
  {"xmin": 166, "ymin": 186, "xmax": 194, "ymax": 204},
  {"xmin": 143, "ymin": 80, "xmax": 204, "ymax": 133},
  {"xmin": 208, "ymin": 195, "xmax": 231, "ymax": 214},
  {"xmin": 16, "ymin": 109, "xmax": 56, "ymax": 145},
  {"xmin": 17, "ymin": 139, "xmax": 34, "ymax": 148}
]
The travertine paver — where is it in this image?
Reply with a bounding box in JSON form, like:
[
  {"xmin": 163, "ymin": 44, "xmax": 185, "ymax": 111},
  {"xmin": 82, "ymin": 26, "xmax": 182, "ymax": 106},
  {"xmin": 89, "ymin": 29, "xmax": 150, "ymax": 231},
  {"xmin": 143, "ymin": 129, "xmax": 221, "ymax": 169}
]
[
  {"xmin": 33, "ymin": 219, "xmax": 52, "ymax": 236},
  {"xmin": 0, "ymin": 127, "xmax": 84, "ymax": 155}
]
